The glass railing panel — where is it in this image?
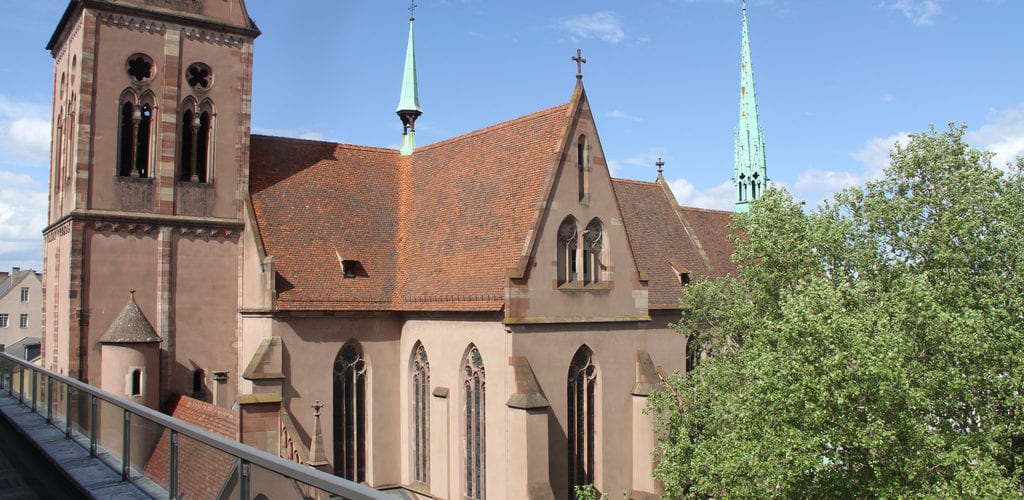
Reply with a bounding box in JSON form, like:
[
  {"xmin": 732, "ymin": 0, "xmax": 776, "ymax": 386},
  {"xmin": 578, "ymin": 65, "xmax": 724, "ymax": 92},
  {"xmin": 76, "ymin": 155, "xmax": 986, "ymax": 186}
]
[{"xmin": 175, "ymin": 432, "xmax": 239, "ymax": 500}]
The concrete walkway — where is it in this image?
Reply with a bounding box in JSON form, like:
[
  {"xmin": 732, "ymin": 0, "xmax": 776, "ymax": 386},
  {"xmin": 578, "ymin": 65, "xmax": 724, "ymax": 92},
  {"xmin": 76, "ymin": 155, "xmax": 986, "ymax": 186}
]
[{"xmin": 0, "ymin": 393, "xmax": 155, "ymax": 499}]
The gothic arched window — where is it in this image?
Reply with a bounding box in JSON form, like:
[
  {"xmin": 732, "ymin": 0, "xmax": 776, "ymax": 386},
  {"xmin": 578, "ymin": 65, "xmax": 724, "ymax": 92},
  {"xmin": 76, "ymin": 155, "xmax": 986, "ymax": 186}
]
[
  {"xmin": 582, "ymin": 218, "xmax": 604, "ymax": 285},
  {"xmin": 334, "ymin": 342, "xmax": 367, "ymax": 482},
  {"xmin": 117, "ymin": 92, "xmax": 153, "ymax": 178},
  {"xmin": 568, "ymin": 346, "xmax": 597, "ymax": 497},
  {"xmin": 411, "ymin": 343, "xmax": 430, "ymax": 485},
  {"xmin": 179, "ymin": 100, "xmax": 213, "ymax": 183},
  {"xmin": 558, "ymin": 216, "xmax": 579, "ymax": 286},
  {"xmin": 463, "ymin": 346, "xmax": 485, "ymax": 500}
]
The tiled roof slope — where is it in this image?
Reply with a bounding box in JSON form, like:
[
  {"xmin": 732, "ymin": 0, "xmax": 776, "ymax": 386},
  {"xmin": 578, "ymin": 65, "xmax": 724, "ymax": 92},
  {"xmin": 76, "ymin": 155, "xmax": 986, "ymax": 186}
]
[
  {"xmin": 145, "ymin": 396, "xmax": 238, "ymax": 499},
  {"xmin": 612, "ymin": 178, "xmax": 737, "ymax": 310},
  {"xmin": 250, "ymin": 137, "xmax": 404, "ymax": 310},
  {"xmin": 397, "ymin": 104, "xmax": 571, "ymax": 310},
  {"xmin": 249, "ymin": 104, "xmax": 571, "ymax": 311}
]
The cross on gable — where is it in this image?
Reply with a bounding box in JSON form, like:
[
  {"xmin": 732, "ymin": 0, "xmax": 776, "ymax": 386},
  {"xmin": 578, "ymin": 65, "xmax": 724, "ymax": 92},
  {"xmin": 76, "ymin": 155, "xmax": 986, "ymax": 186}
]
[{"xmin": 572, "ymin": 48, "xmax": 587, "ymax": 78}]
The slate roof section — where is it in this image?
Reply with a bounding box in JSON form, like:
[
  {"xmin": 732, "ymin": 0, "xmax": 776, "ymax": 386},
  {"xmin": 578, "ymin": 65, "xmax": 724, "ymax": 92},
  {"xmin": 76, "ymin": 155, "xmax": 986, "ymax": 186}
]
[
  {"xmin": 249, "ymin": 103, "xmax": 571, "ymax": 312},
  {"xmin": 98, "ymin": 294, "xmax": 161, "ymax": 344},
  {"xmin": 612, "ymin": 178, "xmax": 737, "ymax": 310}
]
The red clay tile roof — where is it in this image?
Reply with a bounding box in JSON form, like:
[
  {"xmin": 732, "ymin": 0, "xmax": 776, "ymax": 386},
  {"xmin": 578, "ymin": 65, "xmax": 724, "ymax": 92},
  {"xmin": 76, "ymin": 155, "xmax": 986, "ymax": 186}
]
[
  {"xmin": 612, "ymin": 178, "xmax": 737, "ymax": 310},
  {"xmin": 250, "ymin": 137, "xmax": 404, "ymax": 310},
  {"xmin": 144, "ymin": 396, "xmax": 238, "ymax": 499},
  {"xmin": 249, "ymin": 103, "xmax": 571, "ymax": 311},
  {"xmin": 396, "ymin": 104, "xmax": 570, "ymax": 311}
]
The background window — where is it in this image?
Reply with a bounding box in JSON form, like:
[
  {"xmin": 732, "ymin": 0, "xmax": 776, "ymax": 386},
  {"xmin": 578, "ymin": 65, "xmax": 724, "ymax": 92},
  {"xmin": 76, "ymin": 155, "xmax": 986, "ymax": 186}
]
[
  {"xmin": 20, "ymin": 287, "xmax": 29, "ymax": 302},
  {"xmin": 0, "ymin": 314, "xmax": 8, "ymax": 328},
  {"xmin": 19, "ymin": 314, "xmax": 28, "ymax": 329}
]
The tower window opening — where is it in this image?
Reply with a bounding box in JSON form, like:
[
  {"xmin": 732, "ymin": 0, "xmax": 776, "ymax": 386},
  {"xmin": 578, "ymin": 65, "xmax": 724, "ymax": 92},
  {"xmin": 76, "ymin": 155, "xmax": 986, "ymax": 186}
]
[
  {"xmin": 557, "ymin": 216, "xmax": 579, "ymax": 285},
  {"xmin": 180, "ymin": 106, "xmax": 212, "ymax": 183},
  {"xmin": 582, "ymin": 219, "xmax": 603, "ymax": 285},
  {"xmin": 130, "ymin": 368, "xmax": 143, "ymax": 397},
  {"xmin": 118, "ymin": 99, "xmax": 152, "ymax": 178}
]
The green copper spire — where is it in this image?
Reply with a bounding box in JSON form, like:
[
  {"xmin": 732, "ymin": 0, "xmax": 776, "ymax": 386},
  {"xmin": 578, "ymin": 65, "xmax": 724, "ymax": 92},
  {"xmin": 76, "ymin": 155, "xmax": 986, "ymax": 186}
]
[
  {"xmin": 734, "ymin": 0, "xmax": 767, "ymax": 213},
  {"xmin": 397, "ymin": 4, "xmax": 422, "ymax": 156}
]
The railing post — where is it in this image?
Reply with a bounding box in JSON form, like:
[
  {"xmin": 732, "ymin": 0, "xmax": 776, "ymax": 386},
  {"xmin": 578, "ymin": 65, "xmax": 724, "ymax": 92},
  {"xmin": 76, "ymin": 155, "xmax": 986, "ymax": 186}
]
[
  {"xmin": 65, "ymin": 383, "xmax": 73, "ymax": 439},
  {"xmin": 46, "ymin": 376, "xmax": 53, "ymax": 424},
  {"xmin": 122, "ymin": 410, "xmax": 132, "ymax": 480},
  {"xmin": 90, "ymin": 395, "xmax": 98, "ymax": 457},
  {"xmin": 169, "ymin": 430, "xmax": 179, "ymax": 499},
  {"xmin": 18, "ymin": 364, "xmax": 23, "ymax": 404},
  {"xmin": 31, "ymin": 369, "xmax": 37, "ymax": 412},
  {"xmin": 239, "ymin": 459, "xmax": 250, "ymax": 500}
]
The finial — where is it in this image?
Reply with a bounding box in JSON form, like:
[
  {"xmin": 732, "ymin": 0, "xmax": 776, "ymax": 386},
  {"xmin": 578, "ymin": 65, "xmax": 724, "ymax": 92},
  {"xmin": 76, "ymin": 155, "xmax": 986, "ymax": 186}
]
[
  {"xmin": 742, "ymin": 0, "xmax": 747, "ymax": 12},
  {"xmin": 656, "ymin": 158, "xmax": 664, "ymax": 175},
  {"xmin": 408, "ymin": 1, "xmax": 417, "ymax": 21},
  {"xmin": 312, "ymin": 400, "xmax": 323, "ymax": 417},
  {"xmin": 572, "ymin": 48, "xmax": 587, "ymax": 79},
  {"xmin": 129, "ymin": 290, "xmax": 136, "ymax": 302}
]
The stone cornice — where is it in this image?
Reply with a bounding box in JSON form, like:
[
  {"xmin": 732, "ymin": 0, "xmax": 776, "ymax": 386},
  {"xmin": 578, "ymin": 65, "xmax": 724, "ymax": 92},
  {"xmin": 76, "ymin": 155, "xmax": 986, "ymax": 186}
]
[{"xmin": 43, "ymin": 209, "xmax": 244, "ymax": 238}]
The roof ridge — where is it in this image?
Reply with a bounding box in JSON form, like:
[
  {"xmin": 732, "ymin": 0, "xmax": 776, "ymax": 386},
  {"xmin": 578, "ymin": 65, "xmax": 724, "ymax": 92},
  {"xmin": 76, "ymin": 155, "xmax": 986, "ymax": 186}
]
[
  {"xmin": 416, "ymin": 102, "xmax": 571, "ymax": 153},
  {"xmin": 678, "ymin": 205, "xmax": 735, "ymax": 215},
  {"xmin": 251, "ymin": 134, "xmax": 399, "ymax": 154},
  {"xmin": 611, "ymin": 177, "xmax": 659, "ymax": 187}
]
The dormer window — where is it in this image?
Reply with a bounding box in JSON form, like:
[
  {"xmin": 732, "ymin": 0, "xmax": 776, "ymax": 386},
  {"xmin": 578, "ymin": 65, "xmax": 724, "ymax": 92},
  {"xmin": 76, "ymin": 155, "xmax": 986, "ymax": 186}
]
[
  {"xmin": 680, "ymin": 272, "xmax": 691, "ymax": 286},
  {"xmin": 342, "ymin": 260, "xmax": 360, "ymax": 279}
]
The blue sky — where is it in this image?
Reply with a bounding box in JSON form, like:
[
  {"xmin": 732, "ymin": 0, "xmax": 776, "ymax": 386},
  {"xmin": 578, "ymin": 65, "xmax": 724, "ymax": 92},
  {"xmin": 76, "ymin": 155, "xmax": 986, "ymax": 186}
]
[{"xmin": 2, "ymin": 0, "xmax": 1023, "ymax": 272}]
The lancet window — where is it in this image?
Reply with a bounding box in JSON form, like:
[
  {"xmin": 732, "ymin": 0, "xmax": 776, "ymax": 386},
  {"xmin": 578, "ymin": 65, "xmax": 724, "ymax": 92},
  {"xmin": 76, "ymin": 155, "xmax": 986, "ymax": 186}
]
[
  {"xmin": 568, "ymin": 346, "xmax": 597, "ymax": 497},
  {"xmin": 411, "ymin": 343, "xmax": 430, "ymax": 485},
  {"xmin": 463, "ymin": 346, "xmax": 485, "ymax": 500},
  {"xmin": 334, "ymin": 342, "xmax": 367, "ymax": 482},
  {"xmin": 558, "ymin": 216, "xmax": 579, "ymax": 286},
  {"xmin": 582, "ymin": 218, "xmax": 603, "ymax": 285},
  {"xmin": 577, "ymin": 135, "xmax": 589, "ymax": 203}
]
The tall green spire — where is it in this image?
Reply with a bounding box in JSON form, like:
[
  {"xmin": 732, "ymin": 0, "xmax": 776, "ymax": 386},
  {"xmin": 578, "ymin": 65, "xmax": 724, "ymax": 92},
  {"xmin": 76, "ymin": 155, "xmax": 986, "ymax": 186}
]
[
  {"xmin": 397, "ymin": 5, "xmax": 422, "ymax": 156},
  {"xmin": 734, "ymin": 0, "xmax": 767, "ymax": 213}
]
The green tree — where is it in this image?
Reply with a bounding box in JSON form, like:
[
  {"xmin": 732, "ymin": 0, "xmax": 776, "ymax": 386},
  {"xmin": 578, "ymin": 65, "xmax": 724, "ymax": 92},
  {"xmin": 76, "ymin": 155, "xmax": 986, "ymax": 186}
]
[{"xmin": 650, "ymin": 124, "xmax": 1024, "ymax": 498}]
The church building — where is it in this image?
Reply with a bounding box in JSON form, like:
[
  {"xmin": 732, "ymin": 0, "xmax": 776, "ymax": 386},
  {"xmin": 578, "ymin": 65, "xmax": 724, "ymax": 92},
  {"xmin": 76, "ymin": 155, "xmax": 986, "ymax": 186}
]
[{"xmin": 40, "ymin": 1, "xmax": 766, "ymax": 498}]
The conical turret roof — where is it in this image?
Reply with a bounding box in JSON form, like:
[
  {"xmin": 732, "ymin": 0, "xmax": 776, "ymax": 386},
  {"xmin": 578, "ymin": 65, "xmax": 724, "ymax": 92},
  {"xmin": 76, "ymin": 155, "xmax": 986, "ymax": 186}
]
[{"xmin": 99, "ymin": 292, "xmax": 161, "ymax": 344}]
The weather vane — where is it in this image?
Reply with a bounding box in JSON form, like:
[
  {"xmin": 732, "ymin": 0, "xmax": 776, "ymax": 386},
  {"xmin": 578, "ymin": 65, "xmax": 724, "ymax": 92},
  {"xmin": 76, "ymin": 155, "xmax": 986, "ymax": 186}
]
[
  {"xmin": 409, "ymin": 1, "xmax": 417, "ymax": 20},
  {"xmin": 656, "ymin": 158, "xmax": 664, "ymax": 175}
]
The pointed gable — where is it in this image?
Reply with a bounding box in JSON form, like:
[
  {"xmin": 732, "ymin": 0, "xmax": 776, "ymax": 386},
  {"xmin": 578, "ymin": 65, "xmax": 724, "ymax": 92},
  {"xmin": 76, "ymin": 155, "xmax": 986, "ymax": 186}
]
[{"xmin": 397, "ymin": 104, "xmax": 571, "ymax": 310}]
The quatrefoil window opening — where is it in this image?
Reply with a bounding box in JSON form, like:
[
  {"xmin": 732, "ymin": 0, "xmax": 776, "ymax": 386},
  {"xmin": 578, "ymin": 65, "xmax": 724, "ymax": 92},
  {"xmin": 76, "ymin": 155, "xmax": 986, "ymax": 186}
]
[
  {"xmin": 186, "ymin": 62, "xmax": 213, "ymax": 90},
  {"xmin": 126, "ymin": 54, "xmax": 154, "ymax": 83}
]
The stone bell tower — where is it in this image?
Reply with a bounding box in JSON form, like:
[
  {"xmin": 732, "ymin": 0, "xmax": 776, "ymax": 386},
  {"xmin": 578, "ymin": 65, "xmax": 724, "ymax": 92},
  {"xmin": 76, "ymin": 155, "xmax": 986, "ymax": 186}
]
[{"xmin": 42, "ymin": 0, "xmax": 259, "ymax": 409}]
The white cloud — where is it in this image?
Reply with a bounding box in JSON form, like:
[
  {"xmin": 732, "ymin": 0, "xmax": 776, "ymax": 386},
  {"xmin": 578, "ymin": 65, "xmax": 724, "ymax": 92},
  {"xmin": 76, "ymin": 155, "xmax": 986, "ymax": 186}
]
[
  {"xmin": 668, "ymin": 178, "xmax": 735, "ymax": 211},
  {"xmin": 0, "ymin": 181, "xmax": 47, "ymax": 271},
  {"xmin": 881, "ymin": 94, "xmax": 895, "ymax": 103},
  {"xmin": 793, "ymin": 168, "xmax": 861, "ymax": 194},
  {"xmin": 560, "ymin": 11, "xmax": 625, "ymax": 44},
  {"xmin": 967, "ymin": 103, "xmax": 1024, "ymax": 169},
  {"xmin": 884, "ymin": 0, "xmax": 942, "ymax": 26},
  {"xmin": 852, "ymin": 132, "xmax": 911, "ymax": 180},
  {"xmin": 252, "ymin": 127, "xmax": 325, "ymax": 142},
  {"xmin": 0, "ymin": 95, "xmax": 52, "ymax": 166},
  {"xmin": 607, "ymin": 110, "xmax": 641, "ymax": 122}
]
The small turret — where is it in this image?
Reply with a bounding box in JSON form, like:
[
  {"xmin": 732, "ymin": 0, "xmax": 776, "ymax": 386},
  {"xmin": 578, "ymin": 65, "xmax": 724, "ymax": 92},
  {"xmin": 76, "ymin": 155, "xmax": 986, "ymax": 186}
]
[{"xmin": 396, "ymin": 3, "xmax": 423, "ymax": 156}]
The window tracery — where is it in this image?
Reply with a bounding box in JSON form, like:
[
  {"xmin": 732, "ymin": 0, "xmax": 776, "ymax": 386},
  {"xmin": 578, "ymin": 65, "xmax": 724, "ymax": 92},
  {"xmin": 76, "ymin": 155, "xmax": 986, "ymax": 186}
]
[
  {"xmin": 568, "ymin": 346, "xmax": 597, "ymax": 497},
  {"xmin": 334, "ymin": 342, "xmax": 367, "ymax": 482},
  {"xmin": 411, "ymin": 343, "xmax": 430, "ymax": 485},
  {"xmin": 463, "ymin": 346, "xmax": 485, "ymax": 499}
]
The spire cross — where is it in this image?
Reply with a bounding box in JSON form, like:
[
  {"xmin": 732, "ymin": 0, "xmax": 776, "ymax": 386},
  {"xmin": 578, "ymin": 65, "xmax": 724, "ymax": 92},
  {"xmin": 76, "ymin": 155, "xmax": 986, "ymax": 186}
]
[
  {"xmin": 656, "ymin": 158, "xmax": 664, "ymax": 175},
  {"xmin": 408, "ymin": 1, "xmax": 417, "ymax": 20},
  {"xmin": 572, "ymin": 49, "xmax": 587, "ymax": 78},
  {"xmin": 312, "ymin": 400, "xmax": 323, "ymax": 417}
]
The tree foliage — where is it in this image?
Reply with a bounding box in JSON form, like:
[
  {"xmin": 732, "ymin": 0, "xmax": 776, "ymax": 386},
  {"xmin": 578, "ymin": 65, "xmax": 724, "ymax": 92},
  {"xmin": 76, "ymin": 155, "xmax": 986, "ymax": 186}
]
[{"xmin": 650, "ymin": 125, "xmax": 1024, "ymax": 498}]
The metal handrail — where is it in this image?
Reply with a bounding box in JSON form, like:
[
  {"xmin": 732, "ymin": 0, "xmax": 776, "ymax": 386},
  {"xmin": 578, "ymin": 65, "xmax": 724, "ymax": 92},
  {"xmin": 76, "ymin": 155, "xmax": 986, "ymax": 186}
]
[{"xmin": 0, "ymin": 352, "xmax": 387, "ymax": 500}]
